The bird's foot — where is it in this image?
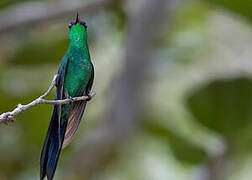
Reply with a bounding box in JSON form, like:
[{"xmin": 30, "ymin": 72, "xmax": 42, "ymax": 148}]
[
  {"xmin": 68, "ymin": 96, "xmax": 75, "ymax": 104},
  {"xmin": 86, "ymin": 94, "xmax": 92, "ymax": 101},
  {"xmin": 65, "ymin": 91, "xmax": 74, "ymax": 104}
]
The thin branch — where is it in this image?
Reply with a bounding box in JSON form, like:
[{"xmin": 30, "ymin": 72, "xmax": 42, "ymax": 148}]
[{"xmin": 0, "ymin": 75, "xmax": 95, "ymax": 124}]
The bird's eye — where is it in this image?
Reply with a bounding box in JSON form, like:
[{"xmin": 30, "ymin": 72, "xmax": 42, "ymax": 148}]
[
  {"xmin": 80, "ymin": 21, "xmax": 87, "ymax": 28},
  {"xmin": 68, "ymin": 23, "xmax": 72, "ymax": 29}
]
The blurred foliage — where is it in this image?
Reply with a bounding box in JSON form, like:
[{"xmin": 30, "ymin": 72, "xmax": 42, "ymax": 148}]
[
  {"xmin": 0, "ymin": 0, "xmax": 43, "ymax": 9},
  {"xmin": 187, "ymin": 77, "xmax": 252, "ymax": 138},
  {"xmin": 206, "ymin": 0, "xmax": 252, "ymax": 22},
  {"xmin": 187, "ymin": 77, "xmax": 252, "ymax": 158},
  {"xmin": 143, "ymin": 120, "xmax": 208, "ymax": 165},
  {"xmin": 10, "ymin": 37, "xmax": 68, "ymax": 65}
]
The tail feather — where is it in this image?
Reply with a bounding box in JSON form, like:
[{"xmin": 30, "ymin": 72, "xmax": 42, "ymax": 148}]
[
  {"xmin": 40, "ymin": 106, "xmax": 58, "ymax": 180},
  {"xmin": 62, "ymin": 101, "xmax": 87, "ymax": 148},
  {"xmin": 40, "ymin": 105, "xmax": 68, "ymax": 180}
]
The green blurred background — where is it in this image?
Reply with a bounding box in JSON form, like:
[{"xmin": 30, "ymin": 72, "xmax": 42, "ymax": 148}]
[{"xmin": 1, "ymin": 0, "xmax": 252, "ymax": 179}]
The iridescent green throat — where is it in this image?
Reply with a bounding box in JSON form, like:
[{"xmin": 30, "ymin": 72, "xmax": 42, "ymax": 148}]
[{"xmin": 67, "ymin": 23, "xmax": 90, "ymax": 60}]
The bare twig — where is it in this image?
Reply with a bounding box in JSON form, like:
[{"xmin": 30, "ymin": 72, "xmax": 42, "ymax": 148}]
[{"xmin": 0, "ymin": 75, "xmax": 95, "ymax": 124}]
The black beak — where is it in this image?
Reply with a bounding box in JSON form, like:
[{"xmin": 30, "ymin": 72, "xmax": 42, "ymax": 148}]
[{"xmin": 76, "ymin": 13, "xmax": 79, "ymax": 23}]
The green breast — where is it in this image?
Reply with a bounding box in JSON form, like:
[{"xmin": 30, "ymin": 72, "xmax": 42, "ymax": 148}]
[{"xmin": 63, "ymin": 48, "xmax": 92, "ymax": 97}]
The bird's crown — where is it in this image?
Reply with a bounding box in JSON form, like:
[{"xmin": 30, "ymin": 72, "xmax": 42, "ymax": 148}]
[{"xmin": 68, "ymin": 13, "xmax": 87, "ymax": 29}]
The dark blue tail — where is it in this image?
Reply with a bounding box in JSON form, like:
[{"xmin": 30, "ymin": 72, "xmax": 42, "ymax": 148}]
[{"xmin": 40, "ymin": 105, "xmax": 68, "ymax": 180}]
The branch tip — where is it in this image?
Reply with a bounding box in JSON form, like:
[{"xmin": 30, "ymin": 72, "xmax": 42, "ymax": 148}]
[{"xmin": 0, "ymin": 74, "xmax": 95, "ymax": 124}]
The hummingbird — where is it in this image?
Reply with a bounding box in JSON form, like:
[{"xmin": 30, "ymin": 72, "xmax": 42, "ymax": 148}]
[{"xmin": 40, "ymin": 14, "xmax": 94, "ymax": 180}]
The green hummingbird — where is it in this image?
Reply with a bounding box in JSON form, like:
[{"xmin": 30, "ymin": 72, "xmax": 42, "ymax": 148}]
[{"xmin": 40, "ymin": 14, "xmax": 94, "ymax": 180}]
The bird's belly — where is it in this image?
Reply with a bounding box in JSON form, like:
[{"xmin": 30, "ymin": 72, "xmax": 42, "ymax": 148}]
[{"xmin": 63, "ymin": 61, "xmax": 92, "ymax": 97}]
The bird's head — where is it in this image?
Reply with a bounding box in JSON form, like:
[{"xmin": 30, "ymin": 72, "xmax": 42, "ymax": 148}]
[{"xmin": 68, "ymin": 13, "xmax": 88, "ymax": 43}]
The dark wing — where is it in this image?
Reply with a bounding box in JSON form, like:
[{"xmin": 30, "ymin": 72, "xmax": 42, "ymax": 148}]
[
  {"xmin": 55, "ymin": 54, "xmax": 69, "ymax": 142},
  {"xmin": 40, "ymin": 55, "xmax": 69, "ymax": 180},
  {"xmin": 62, "ymin": 63, "xmax": 94, "ymax": 148},
  {"xmin": 85, "ymin": 63, "xmax": 94, "ymax": 94},
  {"xmin": 56, "ymin": 54, "xmax": 69, "ymax": 100}
]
